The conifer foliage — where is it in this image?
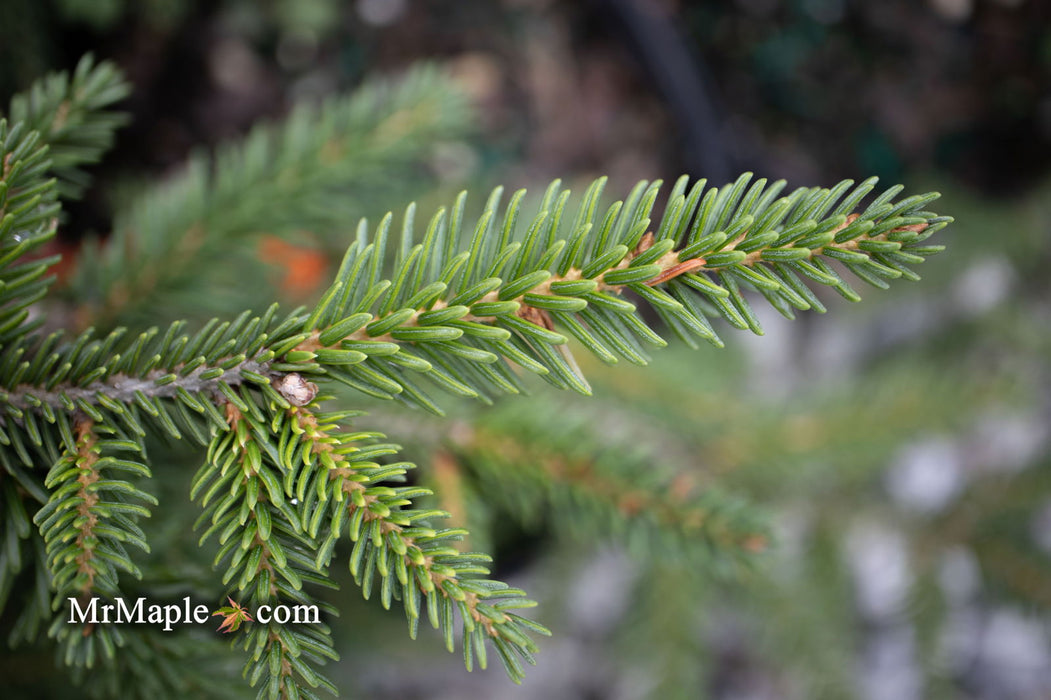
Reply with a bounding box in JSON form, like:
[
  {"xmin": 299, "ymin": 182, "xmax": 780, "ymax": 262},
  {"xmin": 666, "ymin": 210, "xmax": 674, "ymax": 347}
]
[{"xmin": 0, "ymin": 57, "xmax": 952, "ymax": 698}]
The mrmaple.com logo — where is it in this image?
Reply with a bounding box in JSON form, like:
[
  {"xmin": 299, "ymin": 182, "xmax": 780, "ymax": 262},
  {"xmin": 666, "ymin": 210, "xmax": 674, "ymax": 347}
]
[{"xmin": 67, "ymin": 596, "xmax": 319, "ymax": 632}]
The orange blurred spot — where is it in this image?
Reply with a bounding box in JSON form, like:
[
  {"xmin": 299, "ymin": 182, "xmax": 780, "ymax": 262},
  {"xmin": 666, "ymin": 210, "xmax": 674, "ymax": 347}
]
[
  {"xmin": 743, "ymin": 535, "xmax": 768, "ymax": 553},
  {"xmin": 25, "ymin": 238, "xmax": 79, "ymax": 285},
  {"xmin": 257, "ymin": 235, "xmax": 328, "ymax": 297}
]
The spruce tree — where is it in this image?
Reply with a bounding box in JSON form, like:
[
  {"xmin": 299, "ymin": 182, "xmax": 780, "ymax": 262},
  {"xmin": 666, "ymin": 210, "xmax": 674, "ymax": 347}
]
[{"xmin": 0, "ymin": 56, "xmax": 953, "ymax": 698}]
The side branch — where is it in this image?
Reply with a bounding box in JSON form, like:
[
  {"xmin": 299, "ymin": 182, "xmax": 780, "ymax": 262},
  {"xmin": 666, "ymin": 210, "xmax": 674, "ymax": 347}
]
[
  {"xmin": 69, "ymin": 419, "xmax": 101, "ymax": 598},
  {"xmin": 282, "ymin": 406, "xmax": 548, "ymax": 681},
  {"xmin": 2, "ymin": 357, "xmax": 275, "ymax": 414},
  {"xmin": 292, "ymin": 201, "xmax": 937, "ymax": 362}
]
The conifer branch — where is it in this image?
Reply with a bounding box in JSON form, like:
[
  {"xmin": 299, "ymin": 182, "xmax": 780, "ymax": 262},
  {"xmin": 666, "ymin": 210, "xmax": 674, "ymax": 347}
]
[
  {"xmin": 293, "ymin": 406, "xmax": 549, "ymax": 681},
  {"xmin": 0, "ymin": 56, "xmax": 128, "ymax": 348},
  {"xmin": 6, "ymin": 54, "xmax": 129, "ymax": 200},
  {"xmin": 63, "ymin": 627, "xmax": 246, "ymax": 699},
  {"xmin": 32, "ymin": 416, "xmax": 155, "ymax": 668},
  {"xmin": 0, "ymin": 56, "xmax": 958, "ymax": 698},
  {"xmin": 35, "ymin": 417, "xmax": 154, "ymax": 597},
  {"xmin": 0, "ymin": 467, "xmax": 36, "ymax": 614},
  {"xmin": 0, "ymin": 119, "xmax": 60, "ymax": 345},
  {"xmin": 193, "ymin": 399, "xmax": 341, "ymax": 698},
  {"xmin": 72, "ymin": 65, "xmax": 472, "ymax": 326},
  {"xmin": 449, "ymin": 412, "xmax": 769, "ymax": 567},
  {"xmin": 275, "ymin": 173, "xmax": 951, "ymax": 410}
]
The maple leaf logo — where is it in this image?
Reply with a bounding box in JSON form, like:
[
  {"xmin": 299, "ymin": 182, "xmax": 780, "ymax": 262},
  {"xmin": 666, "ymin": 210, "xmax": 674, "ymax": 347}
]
[{"xmin": 212, "ymin": 597, "xmax": 253, "ymax": 633}]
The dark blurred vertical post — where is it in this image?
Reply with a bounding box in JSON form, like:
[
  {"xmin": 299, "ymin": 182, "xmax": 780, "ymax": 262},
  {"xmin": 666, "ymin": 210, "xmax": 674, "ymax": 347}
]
[{"xmin": 594, "ymin": 0, "xmax": 737, "ymax": 182}]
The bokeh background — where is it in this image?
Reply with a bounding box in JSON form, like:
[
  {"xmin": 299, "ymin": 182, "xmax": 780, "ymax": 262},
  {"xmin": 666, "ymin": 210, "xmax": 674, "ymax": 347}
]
[{"xmin": 2, "ymin": 1, "xmax": 1050, "ymax": 698}]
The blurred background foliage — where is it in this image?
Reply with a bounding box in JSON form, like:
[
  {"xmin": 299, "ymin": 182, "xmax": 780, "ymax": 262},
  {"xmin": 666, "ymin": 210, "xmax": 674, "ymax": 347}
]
[{"xmin": 1, "ymin": 0, "xmax": 1050, "ymax": 698}]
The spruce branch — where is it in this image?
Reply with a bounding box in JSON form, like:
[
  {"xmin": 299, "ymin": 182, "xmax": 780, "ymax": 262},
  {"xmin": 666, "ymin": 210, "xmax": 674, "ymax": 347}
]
[
  {"xmin": 193, "ymin": 399, "xmax": 341, "ymax": 698},
  {"xmin": 71, "ymin": 65, "xmax": 473, "ymax": 326},
  {"xmin": 65, "ymin": 627, "xmax": 246, "ymax": 700},
  {"xmin": 0, "ymin": 55, "xmax": 128, "ymax": 349},
  {"xmin": 4, "ymin": 174, "xmax": 948, "ymax": 692},
  {"xmin": 448, "ymin": 413, "xmax": 769, "ymax": 568},
  {"xmin": 0, "ymin": 467, "xmax": 39, "ymax": 622},
  {"xmin": 290, "ymin": 405, "xmax": 549, "ymax": 681},
  {"xmin": 275, "ymin": 173, "xmax": 951, "ymax": 411},
  {"xmin": 0, "ymin": 55, "xmax": 959, "ymax": 699},
  {"xmin": 0, "ymin": 119, "xmax": 60, "ymax": 345},
  {"xmin": 188, "ymin": 393, "xmax": 547, "ymax": 695},
  {"xmin": 6, "ymin": 54, "xmax": 130, "ymax": 201},
  {"xmin": 33, "ymin": 417, "xmax": 155, "ymax": 669}
]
